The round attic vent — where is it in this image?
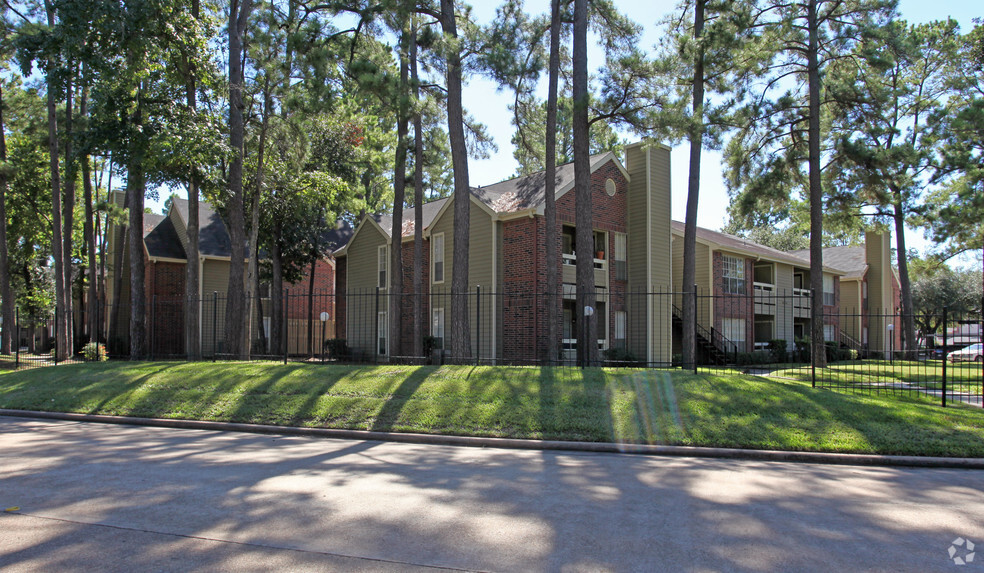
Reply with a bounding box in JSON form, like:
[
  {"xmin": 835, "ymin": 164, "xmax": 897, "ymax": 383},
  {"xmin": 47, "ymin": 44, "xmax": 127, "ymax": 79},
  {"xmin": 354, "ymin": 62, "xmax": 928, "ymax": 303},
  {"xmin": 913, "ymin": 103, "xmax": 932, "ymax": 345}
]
[{"xmin": 605, "ymin": 178, "xmax": 617, "ymax": 196}]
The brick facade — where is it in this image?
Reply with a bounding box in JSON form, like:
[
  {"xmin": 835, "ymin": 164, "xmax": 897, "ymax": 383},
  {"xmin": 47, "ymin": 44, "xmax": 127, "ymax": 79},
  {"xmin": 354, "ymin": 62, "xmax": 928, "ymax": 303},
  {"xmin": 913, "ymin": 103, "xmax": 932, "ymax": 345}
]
[
  {"xmin": 501, "ymin": 160, "xmax": 629, "ymax": 361},
  {"xmin": 146, "ymin": 258, "xmax": 187, "ymax": 356}
]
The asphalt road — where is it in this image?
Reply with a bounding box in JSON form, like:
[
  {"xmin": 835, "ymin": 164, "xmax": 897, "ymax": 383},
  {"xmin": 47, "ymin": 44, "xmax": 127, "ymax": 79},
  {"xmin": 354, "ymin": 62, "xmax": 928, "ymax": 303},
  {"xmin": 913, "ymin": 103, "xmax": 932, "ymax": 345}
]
[{"xmin": 1, "ymin": 416, "xmax": 983, "ymax": 572}]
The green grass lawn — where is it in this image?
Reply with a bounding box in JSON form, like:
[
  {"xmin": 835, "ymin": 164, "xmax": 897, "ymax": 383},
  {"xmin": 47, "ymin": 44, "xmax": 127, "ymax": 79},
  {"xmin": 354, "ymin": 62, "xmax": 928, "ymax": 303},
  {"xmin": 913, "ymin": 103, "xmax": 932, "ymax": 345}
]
[
  {"xmin": 1, "ymin": 361, "xmax": 983, "ymax": 457},
  {"xmin": 772, "ymin": 360, "xmax": 984, "ymax": 390}
]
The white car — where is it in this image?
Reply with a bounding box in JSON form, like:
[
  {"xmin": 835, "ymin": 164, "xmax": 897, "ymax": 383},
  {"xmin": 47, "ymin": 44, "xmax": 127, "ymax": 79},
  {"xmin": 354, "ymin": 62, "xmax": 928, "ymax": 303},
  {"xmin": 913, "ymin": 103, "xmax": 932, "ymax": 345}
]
[{"xmin": 947, "ymin": 343, "xmax": 983, "ymax": 363}]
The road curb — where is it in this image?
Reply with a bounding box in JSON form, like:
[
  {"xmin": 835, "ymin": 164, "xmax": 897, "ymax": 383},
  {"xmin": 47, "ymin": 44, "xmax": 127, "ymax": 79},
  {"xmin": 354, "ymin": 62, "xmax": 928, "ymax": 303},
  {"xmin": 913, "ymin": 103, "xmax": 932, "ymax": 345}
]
[{"xmin": 3, "ymin": 408, "xmax": 984, "ymax": 469}]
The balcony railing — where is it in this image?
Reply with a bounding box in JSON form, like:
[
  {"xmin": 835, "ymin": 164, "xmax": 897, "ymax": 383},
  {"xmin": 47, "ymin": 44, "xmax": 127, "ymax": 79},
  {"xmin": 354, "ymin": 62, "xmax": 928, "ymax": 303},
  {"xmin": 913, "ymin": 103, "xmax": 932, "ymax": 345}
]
[{"xmin": 562, "ymin": 253, "xmax": 606, "ymax": 270}]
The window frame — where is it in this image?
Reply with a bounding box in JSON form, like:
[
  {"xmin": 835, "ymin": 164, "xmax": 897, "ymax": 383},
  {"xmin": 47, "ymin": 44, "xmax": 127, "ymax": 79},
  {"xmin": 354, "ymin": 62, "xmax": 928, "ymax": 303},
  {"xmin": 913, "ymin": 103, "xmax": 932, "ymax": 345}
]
[
  {"xmin": 722, "ymin": 255, "xmax": 746, "ymax": 295},
  {"xmin": 613, "ymin": 232, "xmax": 627, "ymax": 281},
  {"xmin": 377, "ymin": 311, "xmax": 388, "ymax": 356},
  {"xmin": 378, "ymin": 244, "xmax": 388, "ymax": 289},
  {"xmin": 431, "ymin": 232, "xmax": 445, "ymax": 284},
  {"xmin": 431, "ymin": 307, "xmax": 445, "ymax": 349}
]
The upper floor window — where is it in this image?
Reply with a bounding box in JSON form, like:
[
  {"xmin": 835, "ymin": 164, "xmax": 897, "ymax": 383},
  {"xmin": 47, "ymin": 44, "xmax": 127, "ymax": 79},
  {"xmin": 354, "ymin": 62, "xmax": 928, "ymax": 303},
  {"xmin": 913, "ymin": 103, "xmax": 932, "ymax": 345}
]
[
  {"xmin": 722, "ymin": 255, "xmax": 745, "ymax": 294},
  {"xmin": 432, "ymin": 233, "xmax": 445, "ymax": 284},
  {"xmin": 613, "ymin": 232, "xmax": 627, "ymax": 281},
  {"xmin": 378, "ymin": 245, "xmax": 388, "ymax": 289},
  {"xmin": 823, "ymin": 275, "xmax": 835, "ymax": 306}
]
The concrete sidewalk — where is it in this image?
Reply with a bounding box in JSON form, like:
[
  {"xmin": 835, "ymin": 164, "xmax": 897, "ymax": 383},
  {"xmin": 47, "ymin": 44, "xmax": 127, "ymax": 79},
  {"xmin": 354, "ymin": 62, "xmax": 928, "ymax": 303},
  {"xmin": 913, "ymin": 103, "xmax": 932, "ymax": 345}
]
[{"xmin": 2, "ymin": 416, "xmax": 983, "ymax": 572}]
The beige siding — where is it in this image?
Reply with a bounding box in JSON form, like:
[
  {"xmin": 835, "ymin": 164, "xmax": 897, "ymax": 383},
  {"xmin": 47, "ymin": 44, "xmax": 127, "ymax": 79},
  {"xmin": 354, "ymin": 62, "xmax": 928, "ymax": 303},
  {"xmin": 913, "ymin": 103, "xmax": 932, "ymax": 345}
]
[
  {"xmin": 624, "ymin": 142, "xmax": 672, "ymax": 364},
  {"xmin": 342, "ymin": 221, "xmax": 390, "ymax": 357},
  {"xmin": 200, "ymin": 259, "xmax": 229, "ymax": 354},
  {"xmin": 775, "ymin": 263, "xmax": 795, "ymax": 347},
  {"xmin": 840, "ymin": 278, "xmax": 862, "ymax": 342},
  {"xmin": 170, "ymin": 207, "xmax": 190, "ymax": 255},
  {"xmin": 427, "ymin": 197, "xmax": 496, "ymax": 360}
]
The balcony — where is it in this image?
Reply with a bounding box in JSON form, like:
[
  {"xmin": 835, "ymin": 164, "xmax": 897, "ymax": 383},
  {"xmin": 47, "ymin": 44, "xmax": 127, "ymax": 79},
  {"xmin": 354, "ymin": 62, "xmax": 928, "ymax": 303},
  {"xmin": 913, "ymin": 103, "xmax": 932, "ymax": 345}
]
[
  {"xmin": 793, "ymin": 287, "xmax": 811, "ymax": 318},
  {"xmin": 562, "ymin": 253, "xmax": 608, "ymax": 285},
  {"xmin": 753, "ymin": 282, "xmax": 776, "ymax": 315}
]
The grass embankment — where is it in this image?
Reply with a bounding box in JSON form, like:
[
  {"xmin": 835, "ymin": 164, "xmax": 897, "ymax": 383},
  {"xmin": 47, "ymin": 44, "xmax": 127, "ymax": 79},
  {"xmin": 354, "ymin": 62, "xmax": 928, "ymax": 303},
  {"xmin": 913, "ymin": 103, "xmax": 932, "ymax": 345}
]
[
  {"xmin": 772, "ymin": 360, "xmax": 984, "ymax": 389},
  {"xmin": 1, "ymin": 361, "xmax": 982, "ymax": 457}
]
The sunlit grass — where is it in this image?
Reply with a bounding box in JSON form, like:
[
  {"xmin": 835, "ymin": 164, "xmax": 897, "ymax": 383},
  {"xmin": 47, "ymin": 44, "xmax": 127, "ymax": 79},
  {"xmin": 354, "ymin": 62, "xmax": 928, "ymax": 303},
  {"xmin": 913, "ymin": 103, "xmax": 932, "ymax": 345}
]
[{"xmin": 1, "ymin": 361, "xmax": 982, "ymax": 456}]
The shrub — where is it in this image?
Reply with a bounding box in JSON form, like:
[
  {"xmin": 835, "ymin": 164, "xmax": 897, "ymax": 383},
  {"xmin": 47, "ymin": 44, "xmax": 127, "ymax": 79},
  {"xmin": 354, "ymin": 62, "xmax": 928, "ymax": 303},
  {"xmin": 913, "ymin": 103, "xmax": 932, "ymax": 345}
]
[
  {"xmin": 794, "ymin": 337, "xmax": 811, "ymax": 362},
  {"xmin": 83, "ymin": 342, "xmax": 108, "ymax": 362},
  {"xmin": 423, "ymin": 335, "xmax": 440, "ymax": 355},
  {"xmin": 323, "ymin": 338, "xmax": 350, "ymax": 359},
  {"xmin": 767, "ymin": 339, "xmax": 788, "ymax": 362},
  {"xmin": 603, "ymin": 346, "xmax": 641, "ymax": 366},
  {"xmin": 736, "ymin": 351, "xmax": 772, "ymax": 366}
]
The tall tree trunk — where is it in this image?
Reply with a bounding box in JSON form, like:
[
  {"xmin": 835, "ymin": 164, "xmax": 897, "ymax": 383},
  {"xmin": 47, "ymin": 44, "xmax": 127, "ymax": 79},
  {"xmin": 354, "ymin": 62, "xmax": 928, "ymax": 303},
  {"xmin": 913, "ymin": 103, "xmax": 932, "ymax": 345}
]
[
  {"xmin": 127, "ymin": 98, "xmax": 146, "ymax": 359},
  {"xmin": 807, "ymin": 0, "xmax": 826, "ymax": 367},
  {"xmin": 0, "ymin": 87, "xmax": 13, "ymax": 355},
  {"xmin": 543, "ymin": 0, "xmax": 561, "ymax": 364},
  {"xmin": 270, "ymin": 238, "xmax": 283, "ymax": 355},
  {"xmin": 44, "ymin": 0, "xmax": 68, "ymax": 361},
  {"xmin": 682, "ymin": 0, "xmax": 706, "ymax": 370},
  {"xmin": 108, "ymin": 190, "xmax": 128, "ymax": 354},
  {"xmin": 892, "ymin": 197, "xmax": 915, "ymax": 354},
  {"xmin": 185, "ymin": 0, "xmax": 202, "ymax": 360},
  {"xmin": 63, "ymin": 73, "xmax": 76, "ymax": 355},
  {"xmin": 390, "ymin": 36, "xmax": 409, "ymax": 361},
  {"xmin": 81, "ymin": 88, "xmax": 98, "ymax": 344},
  {"xmin": 307, "ymin": 256, "xmax": 316, "ymax": 356},
  {"xmin": 248, "ymin": 85, "xmax": 271, "ymax": 358},
  {"xmin": 225, "ymin": 0, "xmax": 254, "ymax": 359},
  {"xmin": 440, "ymin": 0, "xmax": 471, "ymax": 362},
  {"xmin": 98, "ymin": 154, "xmax": 112, "ymax": 340},
  {"xmin": 572, "ymin": 0, "xmax": 597, "ymax": 365},
  {"xmin": 411, "ymin": 18, "xmax": 425, "ymax": 360}
]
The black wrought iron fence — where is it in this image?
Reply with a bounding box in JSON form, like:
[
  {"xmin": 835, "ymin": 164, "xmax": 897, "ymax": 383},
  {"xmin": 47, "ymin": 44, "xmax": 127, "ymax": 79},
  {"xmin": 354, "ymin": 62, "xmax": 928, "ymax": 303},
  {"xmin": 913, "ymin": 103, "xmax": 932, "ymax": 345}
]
[{"xmin": 1, "ymin": 287, "xmax": 981, "ymax": 409}]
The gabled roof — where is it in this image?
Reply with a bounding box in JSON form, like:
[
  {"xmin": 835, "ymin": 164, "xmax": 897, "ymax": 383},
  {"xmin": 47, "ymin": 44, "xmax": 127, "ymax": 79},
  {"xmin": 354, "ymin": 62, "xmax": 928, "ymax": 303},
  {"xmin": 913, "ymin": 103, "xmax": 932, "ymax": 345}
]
[
  {"xmin": 170, "ymin": 197, "xmax": 233, "ymax": 257},
  {"xmin": 671, "ymin": 221, "xmax": 845, "ymax": 274},
  {"xmin": 337, "ymin": 153, "xmax": 627, "ymax": 254},
  {"xmin": 144, "ymin": 216, "xmax": 187, "ymax": 260},
  {"xmin": 793, "ymin": 246, "xmax": 867, "ymax": 280},
  {"xmin": 472, "ymin": 152, "xmax": 625, "ymax": 215},
  {"xmin": 374, "ymin": 197, "xmax": 451, "ymax": 240}
]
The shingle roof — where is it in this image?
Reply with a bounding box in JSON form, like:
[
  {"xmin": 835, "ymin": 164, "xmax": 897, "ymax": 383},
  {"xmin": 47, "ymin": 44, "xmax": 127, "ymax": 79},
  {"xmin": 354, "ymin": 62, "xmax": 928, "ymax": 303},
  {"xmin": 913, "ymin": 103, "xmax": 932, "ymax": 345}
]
[
  {"xmin": 170, "ymin": 197, "xmax": 233, "ymax": 257},
  {"xmin": 374, "ymin": 197, "xmax": 451, "ymax": 240},
  {"xmin": 144, "ymin": 215, "xmax": 187, "ymax": 260},
  {"xmin": 792, "ymin": 246, "xmax": 867, "ymax": 280},
  {"xmin": 357, "ymin": 153, "xmax": 616, "ymax": 247},
  {"xmin": 671, "ymin": 221, "xmax": 821, "ymax": 269},
  {"xmin": 470, "ymin": 153, "xmax": 612, "ymax": 214}
]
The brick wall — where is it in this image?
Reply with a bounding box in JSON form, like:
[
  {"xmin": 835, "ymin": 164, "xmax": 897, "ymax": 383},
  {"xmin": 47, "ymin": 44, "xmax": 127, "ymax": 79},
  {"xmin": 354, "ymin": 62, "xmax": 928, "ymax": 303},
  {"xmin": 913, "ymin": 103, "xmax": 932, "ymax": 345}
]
[
  {"xmin": 500, "ymin": 159, "xmax": 629, "ymax": 361},
  {"xmin": 146, "ymin": 258, "xmax": 187, "ymax": 356},
  {"xmin": 712, "ymin": 251, "xmax": 754, "ymax": 351},
  {"xmin": 335, "ymin": 256, "xmax": 347, "ymax": 339}
]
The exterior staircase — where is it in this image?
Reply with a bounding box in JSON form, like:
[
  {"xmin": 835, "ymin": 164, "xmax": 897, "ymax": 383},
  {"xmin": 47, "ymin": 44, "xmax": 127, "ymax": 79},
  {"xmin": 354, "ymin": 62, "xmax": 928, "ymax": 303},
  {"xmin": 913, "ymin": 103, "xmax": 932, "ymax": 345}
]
[{"xmin": 672, "ymin": 305, "xmax": 734, "ymax": 366}]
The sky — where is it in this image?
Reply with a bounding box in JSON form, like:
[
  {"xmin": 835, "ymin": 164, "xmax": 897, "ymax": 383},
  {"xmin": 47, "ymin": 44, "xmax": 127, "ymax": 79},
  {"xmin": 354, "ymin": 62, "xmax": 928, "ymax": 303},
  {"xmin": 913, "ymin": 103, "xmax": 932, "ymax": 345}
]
[{"xmin": 151, "ymin": 0, "xmax": 981, "ymax": 266}]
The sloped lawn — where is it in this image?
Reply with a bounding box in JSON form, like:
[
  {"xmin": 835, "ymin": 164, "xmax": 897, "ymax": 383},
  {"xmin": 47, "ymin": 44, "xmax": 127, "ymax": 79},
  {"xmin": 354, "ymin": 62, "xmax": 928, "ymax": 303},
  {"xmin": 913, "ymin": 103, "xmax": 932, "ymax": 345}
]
[{"xmin": 0, "ymin": 361, "xmax": 982, "ymax": 457}]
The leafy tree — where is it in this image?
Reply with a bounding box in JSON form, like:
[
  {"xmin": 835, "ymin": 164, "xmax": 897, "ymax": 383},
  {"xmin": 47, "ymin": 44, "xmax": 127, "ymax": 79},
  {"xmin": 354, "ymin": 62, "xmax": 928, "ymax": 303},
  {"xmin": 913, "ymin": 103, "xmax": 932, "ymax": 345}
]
[
  {"xmin": 725, "ymin": 0, "xmax": 895, "ymax": 365},
  {"xmin": 828, "ymin": 18, "xmax": 960, "ymax": 353},
  {"xmin": 910, "ymin": 258, "xmax": 982, "ymax": 333}
]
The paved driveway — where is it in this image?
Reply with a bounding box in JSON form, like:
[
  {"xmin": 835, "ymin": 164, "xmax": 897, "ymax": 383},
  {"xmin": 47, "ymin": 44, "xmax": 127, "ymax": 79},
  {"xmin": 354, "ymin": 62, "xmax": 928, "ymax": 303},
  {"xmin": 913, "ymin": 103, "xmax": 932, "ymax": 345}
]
[{"xmin": 1, "ymin": 416, "xmax": 982, "ymax": 572}]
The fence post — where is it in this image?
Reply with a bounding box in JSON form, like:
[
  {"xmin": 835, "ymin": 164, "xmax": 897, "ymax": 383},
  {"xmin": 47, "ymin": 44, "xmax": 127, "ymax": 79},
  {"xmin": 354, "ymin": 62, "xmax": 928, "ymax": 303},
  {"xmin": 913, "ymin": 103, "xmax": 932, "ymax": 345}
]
[
  {"xmin": 212, "ymin": 291, "xmax": 218, "ymax": 362},
  {"xmin": 374, "ymin": 287, "xmax": 380, "ymax": 364},
  {"xmin": 284, "ymin": 289, "xmax": 289, "ymax": 365},
  {"xmin": 692, "ymin": 284, "xmax": 698, "ymax": 374},
  {"xmin": 942, "ymin": 306, "xmax": 947, "ymax": 408},
  {"xmin": 476, "ymin": 285, "xmax": 481, "ymax": 366},
  {"xmin": 811, "ymin": 289, "xmax": 816, "ymax": 388},
  {"xmin": 53, "ymin": 308, "xmax": 58, "ymax": 366}
]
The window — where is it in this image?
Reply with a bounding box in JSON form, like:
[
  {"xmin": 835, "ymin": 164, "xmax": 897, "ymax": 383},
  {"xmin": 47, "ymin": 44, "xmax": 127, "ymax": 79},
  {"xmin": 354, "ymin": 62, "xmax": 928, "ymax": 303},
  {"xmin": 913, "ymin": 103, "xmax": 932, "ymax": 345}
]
[
  {"xmin": 596, "ymin": 301, "xmax": 607, "ymax": 348},
  {"xmin": 722, "ymin": 318, "xmax": 746, "ymax": 345},
  {"xmin": 614, "ymin": 311, "xmax": 627, "ymax": 349},
  {"xmin": 431, "ymin": 308, "xmax": 445, "ymax": 349},
  {"xmin": 378, "ymin": 245, "xmax": 388, "ymax": 289},
  {"xmin": 432, "ymin": 233, "xmax": 445, "ymax": 284},
  {"xmin": 822, "ymin": 275, "xmax": 836, "ymax": 306},
  {"xmin": 823, "ymin": 323, "xmax": 836, "ymax": 343},
  {"xmin": 613, "ymin": 233, "xmax": 627, "ymax": 281},
  {"xmin": 378, "ymin": 311, "xmax": 388, "ymax": 356},
  {"xmin": 722, "ymin": 255, "xmax": 745, "ymax": 294},
  {"xmin": 594, "ymin": 231, "xmax": 606, "ymax": 260}
]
